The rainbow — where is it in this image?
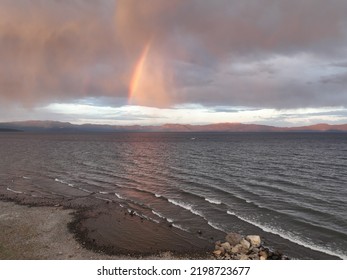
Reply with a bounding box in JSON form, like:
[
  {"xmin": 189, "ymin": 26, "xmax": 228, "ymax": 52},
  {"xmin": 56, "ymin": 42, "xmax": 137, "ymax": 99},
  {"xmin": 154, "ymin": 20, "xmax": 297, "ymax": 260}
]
[{"xmin": 128, "ymin": 42, "xmax": 151, "ymax": 104}]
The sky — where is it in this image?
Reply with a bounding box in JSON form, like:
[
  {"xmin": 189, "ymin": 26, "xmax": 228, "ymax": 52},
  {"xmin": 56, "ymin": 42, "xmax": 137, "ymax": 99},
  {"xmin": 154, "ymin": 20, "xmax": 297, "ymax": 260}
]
[{"xmin": 1, "ymin": 0, "xmax": 347, "ymax": 126}]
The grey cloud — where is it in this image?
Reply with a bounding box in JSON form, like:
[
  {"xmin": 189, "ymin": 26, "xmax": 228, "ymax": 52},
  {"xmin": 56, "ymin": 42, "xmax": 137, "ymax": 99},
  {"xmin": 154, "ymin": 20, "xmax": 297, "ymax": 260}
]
[{"xmin": 1, "ymin": 0, "xmax": 347, "ymax": 110}]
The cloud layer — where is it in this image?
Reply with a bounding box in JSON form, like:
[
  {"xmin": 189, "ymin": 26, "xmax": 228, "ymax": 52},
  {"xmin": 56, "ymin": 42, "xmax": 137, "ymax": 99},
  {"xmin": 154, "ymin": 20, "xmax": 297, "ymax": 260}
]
[{"xmin": 1, "ymin": 0, "xmax": 347, "ymax": 109}]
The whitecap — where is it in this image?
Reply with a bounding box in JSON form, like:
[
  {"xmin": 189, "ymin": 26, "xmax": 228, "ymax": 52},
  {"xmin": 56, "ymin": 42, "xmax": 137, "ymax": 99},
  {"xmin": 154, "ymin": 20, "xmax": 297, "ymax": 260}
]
[{"xmin": 205, "ymin": 198, "xmax": 222, "ymax": 205}]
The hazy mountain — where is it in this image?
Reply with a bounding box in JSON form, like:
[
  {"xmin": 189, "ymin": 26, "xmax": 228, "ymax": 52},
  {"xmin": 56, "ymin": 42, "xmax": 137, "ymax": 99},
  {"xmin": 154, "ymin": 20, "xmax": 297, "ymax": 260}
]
[{"xmin": 1, "ymin": 121, "xmax": 347, "ymax": 133}]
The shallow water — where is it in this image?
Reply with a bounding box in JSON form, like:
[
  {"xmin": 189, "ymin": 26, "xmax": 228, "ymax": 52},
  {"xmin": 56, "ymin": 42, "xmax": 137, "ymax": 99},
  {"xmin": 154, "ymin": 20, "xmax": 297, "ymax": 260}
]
[{"xmin": 0, "ymin": 132, "xmax": 346, "ymax": 259}]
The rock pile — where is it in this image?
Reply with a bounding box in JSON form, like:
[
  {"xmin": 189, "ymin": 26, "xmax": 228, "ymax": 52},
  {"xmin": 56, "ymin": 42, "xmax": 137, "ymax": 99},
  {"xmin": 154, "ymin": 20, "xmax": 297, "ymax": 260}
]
[{"xmin": 213, "ymin": 232, "xmax": 289, "ymax": 260}]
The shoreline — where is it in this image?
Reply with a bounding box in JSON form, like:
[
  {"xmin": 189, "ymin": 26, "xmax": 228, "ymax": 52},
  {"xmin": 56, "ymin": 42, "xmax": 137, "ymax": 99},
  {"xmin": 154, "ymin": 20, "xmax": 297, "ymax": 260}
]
[
  {"xmin": 0, "ymin": 191, "xmax": 214, "ymax": 260},
  {"xmin": 0, "ymin": 185, "xmax": 341, "ymax": 260}
]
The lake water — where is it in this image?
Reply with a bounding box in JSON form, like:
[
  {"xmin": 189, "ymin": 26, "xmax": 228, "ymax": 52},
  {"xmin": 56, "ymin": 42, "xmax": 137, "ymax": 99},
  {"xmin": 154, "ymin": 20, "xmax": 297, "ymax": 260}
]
[{"xmin": 0, "ymin": 132, "xmax": 346, "ymax": 259}]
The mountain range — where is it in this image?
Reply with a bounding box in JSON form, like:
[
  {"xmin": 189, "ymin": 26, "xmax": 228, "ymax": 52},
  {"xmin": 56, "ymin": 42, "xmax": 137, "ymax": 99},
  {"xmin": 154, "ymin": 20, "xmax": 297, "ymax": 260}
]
[{"xmin": 1, "ymin": 120, "xmax": 347, "ymax": 133}]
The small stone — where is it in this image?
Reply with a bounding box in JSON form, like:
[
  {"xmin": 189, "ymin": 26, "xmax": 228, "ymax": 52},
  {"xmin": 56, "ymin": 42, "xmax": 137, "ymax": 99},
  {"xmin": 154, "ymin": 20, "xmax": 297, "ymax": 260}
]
[
  {"xmin": 225, "ymin": 232, "xmax": 243, "ymax": 246},
  {"xmin": 246, "ymin": 235, "xmax": 261, "ymax": 247},
  {"xmin": 215, "ymin": 240, "xmax": 222, "ymax": 246},
  {"xmin": 220, "ymin": 242, "xmax": 231, "ymax": 251},
  {"xmin": 250, "ymin": 254, "xmax": 260, "ymax": 260},
  {"xmin": 240, "ymin": 238, "xmax": 251, "ymax": 250},
  {"xmin": 213, "ymin": 250, "xmax": 222, "ymax": 257},
  {"xmin": 58, "ymin": 252, "xmax": 63, "ymax": 255},
  {"xmin": 54, "ymin": 204, "xmax": 60, "ymax": 207},
  {"xmin": 215, "ymin": 244, "xmax": 222, "ymax": 250},
  {"xmin": 231, "ymin": 244, "xmax": 243, "ymax": 254},
  {"xmin": 260, "ymin": 256, "xmax": 267, "ymax": 260},
  {"xmin": 251, "ymin": 247, "xmax": 260, "ymax": 254},
  {"xmin": 259, "ymin": 250, "xmax": 268, "ymax": 259},
  {"xmin": 239, "ymin": 254, "xmax": 249, "ymax": 260}
]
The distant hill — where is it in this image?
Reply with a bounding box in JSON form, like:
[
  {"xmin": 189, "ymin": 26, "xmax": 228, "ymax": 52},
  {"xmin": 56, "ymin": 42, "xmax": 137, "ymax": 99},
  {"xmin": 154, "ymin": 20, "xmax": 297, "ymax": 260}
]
[
  {"xmin": 0, "ymin": 128, "xmax": 22, "ymax": 132},
  {"xmin": 1, "ymin": 120, "xmax": 347, "ymax": 133}
]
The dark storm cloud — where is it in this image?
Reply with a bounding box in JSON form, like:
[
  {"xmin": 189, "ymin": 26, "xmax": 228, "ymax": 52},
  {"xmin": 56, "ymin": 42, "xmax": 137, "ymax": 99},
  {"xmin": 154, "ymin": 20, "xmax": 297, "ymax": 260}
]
[{"xmin": 1, "ymin": 0, "xmax": 347, "ymax": 109}]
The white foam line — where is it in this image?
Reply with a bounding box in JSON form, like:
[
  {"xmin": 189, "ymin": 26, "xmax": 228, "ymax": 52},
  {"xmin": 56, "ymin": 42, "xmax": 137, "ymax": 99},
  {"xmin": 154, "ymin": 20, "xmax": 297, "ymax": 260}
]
[
  {"xmin": 55, "ymin": 178, "xmax": 74, "ymax": 187},
  {"xmin": 152, "ymin": 210, "xmax": 174, "ymax": 223},
  {"xmin": 207, "ymin": 221, "xmax": 226, "ymax": 232},
  {"xmin": 142, "ymin": 214, "xmax": 160, "ymax": 224},
  {"xmin": 205, "ymin": 198, "xmax": 222, "ymax": 205},
  {"xmin": 155, "ymin": 194, "xmax": 161, "ymax": 198},
  {"xmin": 95, "ymin": 196, "xmax": 112, "ymax": 202},
  {"xmin": 6, "ymin": 187, "xmax": 23, "ymax": 194},
  {"xmin": 99, "ymin": 191, "xmax": 109, "ymax": 194},
  {"xmin": 115, "ymin": 193, "xmax": 124, "ymax": 199},
  {"xmin": 226, "ymin": 211, "xmax": 347, "ymax": 260},
  {"xmin": 168, "ymin": 199, "xmax": 193, "ymax": 211},
  {"xmin": 152, "ymin": 210, "xmax": 166, "ymax": 220},
  {"xmin": 78, "ymin": 187, "xmax": 93, "ymax": 193},
  {"xmin": 172, "ymin": 223, "xmax": 190, "ymax": 232},
  {"xmin": 22, "ymin": 176, "xmax": 30, "ymax": 180}
]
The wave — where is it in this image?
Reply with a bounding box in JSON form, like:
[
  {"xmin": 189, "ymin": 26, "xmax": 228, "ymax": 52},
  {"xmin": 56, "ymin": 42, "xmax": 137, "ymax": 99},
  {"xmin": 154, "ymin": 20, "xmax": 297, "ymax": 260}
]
[
  {"xmin": 6, "ymin": 187, "xmax": 23, "ymax": 194},
  {"xmin": 155, "ymin": 194, "xmax": 162, "ymax": 198},
  {"xmin": 22, "ymin": 176, "xmax": 30, "ymax": 180},
  {"xmin": 205, "ymin": 198, "xmax": 222, "ymax": 205},
  {"xmin": 99, "ymin": 191, "xmax": 109, "ymax": 194},
  {"xmin": 168, "ymin": 199, "xmax": 193, "ymax": 211},
  {"xmin": 226, "ymin": 211, "xmax": 347, "ymax": 260},
  {"xmin": 207, "ymin": 221, "xmax": 226, "ymax": 232},
  {"xmin": 151, "ymin": 210, "xmax": 166, "ymax": 220},
  {"xmin": 152, "ymin": 210, "xmax": 174, "ymax": 223}
]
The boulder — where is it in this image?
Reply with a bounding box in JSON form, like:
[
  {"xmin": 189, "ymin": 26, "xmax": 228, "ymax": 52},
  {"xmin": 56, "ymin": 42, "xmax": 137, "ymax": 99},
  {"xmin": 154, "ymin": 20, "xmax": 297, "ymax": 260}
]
[
  {"xmin": 246, "ymin": 235, "xmax": 261, "ymax": 247},
  {"xmin": 225, "ymin": 232, "xmax": 243, "ymax": 246}
]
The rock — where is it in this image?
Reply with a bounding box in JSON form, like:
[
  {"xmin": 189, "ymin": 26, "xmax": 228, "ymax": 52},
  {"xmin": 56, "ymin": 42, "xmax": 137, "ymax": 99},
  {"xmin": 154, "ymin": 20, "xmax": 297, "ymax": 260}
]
[
  {"xmin": 220, "ymin": 242, "xmax": 231, "ymax": 251},
  {"xmin": 249, "ymin": 254, "xmax": 260, "ymax": 260},
  {"xmin": 240, "ymin": 238, "xmax": 251, "ymax": 250},
  {"xmin": 239, "ymin": 254, "xmax": 249, "ymax": 260},
  {"xmin": 215, "ymin": 244, "xmax": 221, "ymax": 250},
  {"xmin": 213, "ymin": 250, "xmax": 223, "ymax": 257},
  {"xmin": 259, "ymin": 250, "xmax": 268, "ymax": 259},
  {"xmin": 251, "ymin": 247, "xmax": 259, "ymax": 254},
  {"xmin": 231, "ymin": 244, "xmax": 244, "ymax": 254},
  {"xmin": 215, "ymin": 240, "xmax": 222, "ymax": 246},
  {"xmin": 225, "ymin": 232, "xmax": 243, "ymax": 246},
  {"xmin": 260, "ymin": 256, "xmax": 267, "ymax": 260},
  {"xmin": 246, "ymin": 235, "xmax": 261, "ymax": 247}
]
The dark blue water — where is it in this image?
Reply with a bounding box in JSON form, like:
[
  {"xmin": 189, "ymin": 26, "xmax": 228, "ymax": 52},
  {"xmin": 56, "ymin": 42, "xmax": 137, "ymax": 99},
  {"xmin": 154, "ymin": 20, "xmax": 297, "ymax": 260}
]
[{"xmin": 0, "ymin": 132, "xmax": 346, "ymax": 259}]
